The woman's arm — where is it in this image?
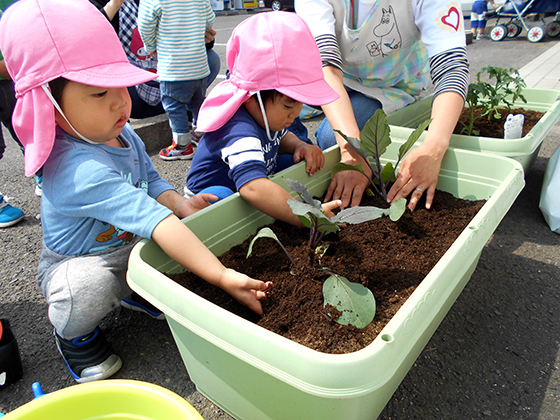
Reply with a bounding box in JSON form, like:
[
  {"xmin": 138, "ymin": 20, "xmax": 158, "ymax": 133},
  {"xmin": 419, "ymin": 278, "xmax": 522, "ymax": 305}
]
[{"xmin": 320, "ymin": 65, "xmax": 372, "ymax": 209}]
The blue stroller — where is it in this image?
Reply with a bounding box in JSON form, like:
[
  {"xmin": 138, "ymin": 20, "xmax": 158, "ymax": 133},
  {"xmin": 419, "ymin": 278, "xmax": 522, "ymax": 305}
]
[{"xmin": 489, "ymin": 0, "xmax": 560, "ymax": 42}]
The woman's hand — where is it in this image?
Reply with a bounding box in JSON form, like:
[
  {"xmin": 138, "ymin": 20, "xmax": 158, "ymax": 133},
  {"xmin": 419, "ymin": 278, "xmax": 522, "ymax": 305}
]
[{"xmin": 386, "ymin": 143, "xmax": 443, "ymax": 211}]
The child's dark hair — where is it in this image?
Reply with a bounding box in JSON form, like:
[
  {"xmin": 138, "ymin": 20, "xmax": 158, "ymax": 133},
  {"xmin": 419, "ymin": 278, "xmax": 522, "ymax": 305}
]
[
  {"xmin": 258, "ymin": 89, "xmax": 296, "ymax": 104},
  {"xmin": 48, "ymin": 77, "xmax": 69, "ymax": 104}
]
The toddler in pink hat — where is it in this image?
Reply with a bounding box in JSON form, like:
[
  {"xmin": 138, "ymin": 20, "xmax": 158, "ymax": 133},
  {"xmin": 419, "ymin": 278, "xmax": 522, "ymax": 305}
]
[
  {"xmin": 0, "ymin": 0, "xmax": 269, "ymax": 384},
  {"xmin": 186, "ymin": 11, "xmax": 341, "ymax": 227}
]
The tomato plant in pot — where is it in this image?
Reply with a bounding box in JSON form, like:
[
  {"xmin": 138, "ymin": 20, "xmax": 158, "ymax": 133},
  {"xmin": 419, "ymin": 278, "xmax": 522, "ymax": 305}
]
[{"xmin": 387, "ymin": 66, "xmax": 560, "ymax": 173}]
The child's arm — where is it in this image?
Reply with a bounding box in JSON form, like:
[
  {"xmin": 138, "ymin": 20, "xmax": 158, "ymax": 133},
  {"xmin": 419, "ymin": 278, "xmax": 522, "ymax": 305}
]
[
  {"xmin": 239, "ymin": 178, "xmax": 342, "ymax": 227},
  {"xmin": 152, "ymin": 214, "xmax": 270, "ymax": 315},
  {"xmin": 278, "ymin": 132, "xmax": 325, "ymax": 176},
  {"xmin": 156, "ymin": 190, "xmax": 217, "ymax": 219}
]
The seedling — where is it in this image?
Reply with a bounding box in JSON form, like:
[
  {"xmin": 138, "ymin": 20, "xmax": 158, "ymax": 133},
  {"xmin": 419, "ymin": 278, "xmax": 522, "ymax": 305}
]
[
  {"xmin": 461, "ymin": 66, "xmax": 527, "ymax": 136},
  {"xmin": 246, "ymin": 179, "xmax": 405, "ymax": 329},
  {"xmin": 333, "ymin": 108, "xmax": 431, "ymax": 202}
]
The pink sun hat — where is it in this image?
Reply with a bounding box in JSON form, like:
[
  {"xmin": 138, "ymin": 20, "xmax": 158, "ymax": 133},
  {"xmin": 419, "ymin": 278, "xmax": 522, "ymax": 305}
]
[
  {"xmin": 0, "ymin": 0, "xmax": 158, "ymax": 177},
  {"xmin": 195, "ymin": 11, "xmax": 339, "ymax": 133}
]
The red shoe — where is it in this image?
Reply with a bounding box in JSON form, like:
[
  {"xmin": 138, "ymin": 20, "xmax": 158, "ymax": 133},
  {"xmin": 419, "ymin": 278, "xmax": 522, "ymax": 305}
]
[{"xmin": 159, "ymin": 142, "xmax": 194, "ymax": 161}]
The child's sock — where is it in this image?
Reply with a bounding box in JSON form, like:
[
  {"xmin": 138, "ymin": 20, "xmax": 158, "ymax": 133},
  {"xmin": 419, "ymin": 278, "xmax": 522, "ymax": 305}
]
[{"xmin": 173, "ymin": 132, "xmax": 192, "ymax": 149}]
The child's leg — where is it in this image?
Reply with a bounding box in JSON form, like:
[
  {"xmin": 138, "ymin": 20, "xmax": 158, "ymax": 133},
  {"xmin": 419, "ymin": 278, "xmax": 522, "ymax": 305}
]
[
  {"xmin": 37, "ymin": 243, "xmax": 134, "ymax": 339},
  {"xmin": 159, "ymin": 81, "xmax": 196, "ymax": 160}
]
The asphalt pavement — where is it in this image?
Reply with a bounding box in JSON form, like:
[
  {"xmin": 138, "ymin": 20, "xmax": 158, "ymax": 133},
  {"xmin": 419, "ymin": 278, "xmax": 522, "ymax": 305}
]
[{"xmin": 1, "ymin": 12, "xmax": 560, "ymax": 420}]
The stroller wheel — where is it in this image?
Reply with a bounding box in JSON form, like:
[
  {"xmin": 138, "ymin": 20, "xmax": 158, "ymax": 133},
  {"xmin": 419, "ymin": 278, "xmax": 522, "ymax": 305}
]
[
  {"xmin": 506, "ymin": 22, "xmax": 522, "ymax": 38},
  {"xmin": 546, "ymin": 20, "xmax": 560, "ymax": 37},
  {"xmin": 527, "ymin": 26, "xmax": 545, "ymax": 42},
  {"xmin": 490, "ymin": 25, "xmax": 507, "ymax": 41}
]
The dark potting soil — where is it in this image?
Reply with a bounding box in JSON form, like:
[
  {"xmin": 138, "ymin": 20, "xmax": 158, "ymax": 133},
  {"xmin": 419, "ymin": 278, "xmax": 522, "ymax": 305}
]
[
  {"xmin": 454, "ymin": 107, "xmax": 544, "ymax": 138},
  {"xmin": 170, "ymin": 191, "xmax": 485, "ymax": 354}
]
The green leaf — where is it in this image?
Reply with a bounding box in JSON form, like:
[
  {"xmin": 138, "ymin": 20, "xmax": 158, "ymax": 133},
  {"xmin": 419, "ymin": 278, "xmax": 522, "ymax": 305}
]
[
  {"xmin": 246, "ymin": 227, "xmax": 278, "ymax": 258},
  {"xmin": 381, "ymin": 162, "xmax": 395, "ymax": 184},
  {"xmin": 331, "ymin": 206, "xmax": 387, "ymax": 225},
  {"xmin": 246, "ymin": 227, "xmax": 296, "ymax": 266},
  {"xmin": 287, "ymin": 200, "xmax": 340, "ymax": 234},
  {"xmin": 360, "ymin": 109, "xmax": 391, "ymax": 158},
  {"xmin": 323, "ymin": 274, "xmax": 376, "ymax": 329},
  {"xmin": 389, "ymin": 198, "xmax": 407, "ymax": 221},
  {"xmin": 397, "ymin": 118, "xmax": 432, "ymax": 160},
  {"xmin": 284, "ymin": 178, "xmax": 321, "ymax": 208}
]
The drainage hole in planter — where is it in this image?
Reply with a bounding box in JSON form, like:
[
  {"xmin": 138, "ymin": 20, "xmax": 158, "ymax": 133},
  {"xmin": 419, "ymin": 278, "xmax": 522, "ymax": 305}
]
[{"xmin": 381, "ymin": 334, "xmax": 394, "ymax": 343}]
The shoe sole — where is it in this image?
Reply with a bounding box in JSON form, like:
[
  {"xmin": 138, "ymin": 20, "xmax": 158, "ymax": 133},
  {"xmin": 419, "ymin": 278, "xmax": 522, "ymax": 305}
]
[
  {"xmin": 74, "ymin": 355, "xmax": 122, "ymax": 383},
  {"xmin": 121, "ymin": 299, "xmax": 165, "ymax": 320},
  {"xmin": 159, "ymin": 154, "xmax": 194, "ymax": 161},
  {"xmin": 0, "ymin": 215, "xmax": 24, "ymax": 228}
]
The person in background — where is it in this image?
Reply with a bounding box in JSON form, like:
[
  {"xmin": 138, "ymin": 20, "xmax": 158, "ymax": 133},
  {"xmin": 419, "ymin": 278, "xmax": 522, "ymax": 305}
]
[
  {"xmin": 138, "ymin": 0, "xmax": 216, "ymax": 160},
  {"xmin": 186, "ymin": 12, "xmax": 342, "ymax": 227},
  {"xmin": 292, "ymin": 0, "xmax": 470, "ymax": 211},
  {"xmin": 0, "ymin": 0, "xmax": 269, "ymax": 383},
  {"xmin": 91, "ymin": 0, "xmax": 221, "ymax": 121},
  {"xmin": 471, "ymin": 0, "xmax": 498, "ymax": 40},
  {"xmin": 0, "ymin": 0, "xmax": 25, "ymax": 227}
]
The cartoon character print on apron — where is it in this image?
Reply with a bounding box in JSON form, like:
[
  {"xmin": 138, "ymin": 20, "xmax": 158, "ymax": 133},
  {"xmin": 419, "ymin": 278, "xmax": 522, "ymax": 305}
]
[{"xmin": 328, "ymin": 0, "xmax": 428, "ymax": 113}]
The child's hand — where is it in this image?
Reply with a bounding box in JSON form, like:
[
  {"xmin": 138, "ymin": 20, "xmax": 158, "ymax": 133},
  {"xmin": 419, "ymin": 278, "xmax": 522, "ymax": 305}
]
[
  {"xmin": 321, "ymin": 199, "xmax": 342, "ymax": 218},
  {"xmin": 174, "ymin": 193, "xmax": 217, "ymax": 218},
  {"xmin": 293, "ymin": 143, "xmax": 325, "ymax": 176},
  {"xmin": 217, "ymin": 268, "xmax": 271, "ymax": 315}
]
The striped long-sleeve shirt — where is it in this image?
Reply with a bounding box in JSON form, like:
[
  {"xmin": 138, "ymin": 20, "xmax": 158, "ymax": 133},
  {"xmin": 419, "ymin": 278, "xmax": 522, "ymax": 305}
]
[{"xmin": 137, "ymin": 0, "xmax": 215, "ymax": 81}]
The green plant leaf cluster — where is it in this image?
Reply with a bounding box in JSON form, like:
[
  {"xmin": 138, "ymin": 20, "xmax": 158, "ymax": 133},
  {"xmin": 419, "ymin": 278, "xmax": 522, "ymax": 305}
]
[
  {"xmin": 323, "ymin": 273, "xmax": 375, "ymax": 329},
  {"xmin": 334, "ymin": 109, "xmax": 431, "ymax": 202},
  {"xmin": 461, "ymin": 66, "xmax": 527, "ymax": 136}
]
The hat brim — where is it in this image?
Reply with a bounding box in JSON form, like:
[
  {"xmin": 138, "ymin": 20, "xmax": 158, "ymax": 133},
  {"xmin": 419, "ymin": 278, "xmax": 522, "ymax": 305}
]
[
  {"xmin": 278, "ymin": 78, "xmax": 340, "ymax": 107},
  {"xmin": 64, "ymin": 61, "xmax": 158, "ymax": 88}
]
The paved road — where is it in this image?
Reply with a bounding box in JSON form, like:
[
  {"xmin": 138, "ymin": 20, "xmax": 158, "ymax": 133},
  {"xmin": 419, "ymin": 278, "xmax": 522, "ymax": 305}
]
[{"xmin": 1, "ymin": 11, "xmax": 559, "ymax": 420}]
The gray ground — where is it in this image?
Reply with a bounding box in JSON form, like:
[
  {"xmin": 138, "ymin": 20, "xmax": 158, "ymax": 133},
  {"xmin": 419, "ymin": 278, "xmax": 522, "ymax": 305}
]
[{"xmin": 1, "ymin": 11, "xmax": 560, "ymax": 420}]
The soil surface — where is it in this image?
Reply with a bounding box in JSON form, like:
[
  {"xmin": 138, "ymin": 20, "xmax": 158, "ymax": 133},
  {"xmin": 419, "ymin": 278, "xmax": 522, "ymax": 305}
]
[
  {"xmin": 170, "ymin": 192, "xmax": 484, "ymax": 354},
  {"xmin": 454, "ymin": 107, "xmax": 544, "ymax": 138}
]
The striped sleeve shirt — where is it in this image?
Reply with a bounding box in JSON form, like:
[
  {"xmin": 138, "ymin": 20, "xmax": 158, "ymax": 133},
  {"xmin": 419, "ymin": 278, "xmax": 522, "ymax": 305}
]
[{"xmin": 137, "ymin": 0, "xmax": 215, "ymax": 81}]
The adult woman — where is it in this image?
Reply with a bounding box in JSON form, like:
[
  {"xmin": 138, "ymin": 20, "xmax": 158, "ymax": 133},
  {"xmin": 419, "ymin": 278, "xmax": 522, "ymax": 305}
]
[{"xmin": 295, "ymin": 0, "xmax": 469, "ymax": 211}]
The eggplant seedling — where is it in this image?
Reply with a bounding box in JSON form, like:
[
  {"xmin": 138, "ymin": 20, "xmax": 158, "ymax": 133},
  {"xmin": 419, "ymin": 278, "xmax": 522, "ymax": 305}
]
[
  {"xmin": 333, "ymin": 108, "xmax": 431, "ymax": 202},
  {"xmin": 246, "ymin": 179, "xmax": 405, "ymax": 329}
]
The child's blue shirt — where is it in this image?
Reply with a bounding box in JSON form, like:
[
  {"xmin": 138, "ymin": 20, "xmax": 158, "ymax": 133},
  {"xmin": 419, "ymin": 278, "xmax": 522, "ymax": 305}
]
[
  {"xmin": 186, "ymin": 106, "xmax": 287, "ymax": 194},
  {"xmin": 41, "ymin": 124, "xmax": 174, "ymax": 255}
]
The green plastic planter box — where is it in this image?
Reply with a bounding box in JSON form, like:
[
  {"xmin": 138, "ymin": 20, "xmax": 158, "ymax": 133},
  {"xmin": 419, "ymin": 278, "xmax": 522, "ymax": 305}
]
[
  {"xmin": 3, "ymin": 380, "xmax": 203, "ymax": 419},
  {"xmin": 127, "ymin": 140, "xmax": 525, "ymax": 420},
  {"xmin": 387, "ymin": 88, "xmax": 560, "ymax": 173}
]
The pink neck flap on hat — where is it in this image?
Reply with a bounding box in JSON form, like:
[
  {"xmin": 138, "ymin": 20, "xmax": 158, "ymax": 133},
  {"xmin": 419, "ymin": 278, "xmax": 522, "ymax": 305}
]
[
  {"xmin": 0, "ymin": 0, "xmax": 157, "ymax": 177},
  {"xmin": 196, "ymin": 11, "xmax": 339, "ymax": 133}
]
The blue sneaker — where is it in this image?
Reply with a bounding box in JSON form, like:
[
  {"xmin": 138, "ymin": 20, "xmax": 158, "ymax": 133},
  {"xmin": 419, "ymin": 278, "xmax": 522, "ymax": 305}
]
[
  {"xmin": 121, "ymin": 292, "xmax": 165, "ymax": 320},
  {"xmin": 0, "ymin": 194, "xmax": 24, "ymax": 228},
  {"xmin": 54, "ymin": 328, "xmax": 122, "ymax": 383},
  {"xmin": 35, "ymin": 175, "xmax": 43, "ymax": 197}
]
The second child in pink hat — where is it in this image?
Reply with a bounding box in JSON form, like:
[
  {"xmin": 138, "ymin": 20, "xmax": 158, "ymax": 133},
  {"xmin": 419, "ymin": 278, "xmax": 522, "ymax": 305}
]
[
  {"xmin": 0, "ymin": 0, "xmax": 269, "ymax": 384},
  {"xmin": 186, "ymin": 11, "xmax": 341, "ymax": 227}
]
